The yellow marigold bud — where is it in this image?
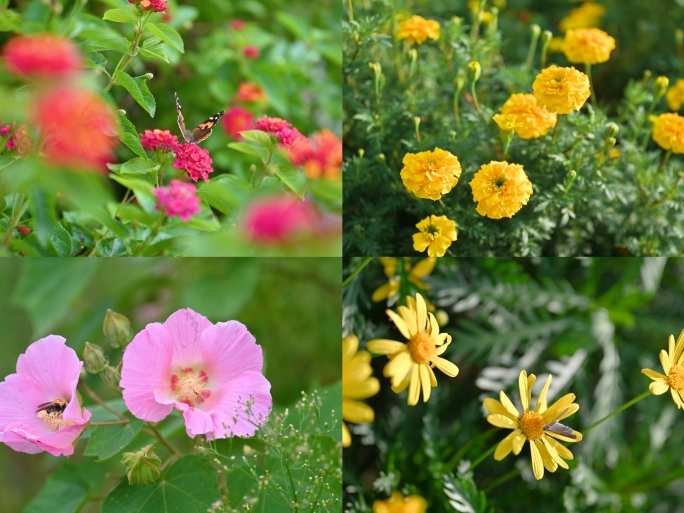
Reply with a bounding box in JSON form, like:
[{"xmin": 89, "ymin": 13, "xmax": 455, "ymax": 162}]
[
  {"xmin": 666, "ymin": 79, "xmax": 684, "ymax": 111},
  {"xmin": 562, "ymin": 28, "xmax": 615, "ymax": 65},
  {"xmin": 654, "ymin": 76, "xmax": 670, "ymax": 100},
  {"xmin": 652, "ymin": 113, "xmax": 684, "ymax": 154},
  {"xmin": 532, "ymin": 65, "xmax": 591, "ymax": 114},
  {"xmin": 467, "ymin": 60, "xmax": 481, "ymax": 82},
  {"xmin": 397, "ymin": 15, "xmax": 441, "ymax": 45},
  {"xmin": 530, "ymin": 24, "xmax": 541, "ymax": 37},
  {"xmin": 400, "ymin": 148, "xmax": 462, "ymax": 201},
  {"xmin": 470, "ymin": 161, "xmax": 533, "ymax": 219},
  {"xmin": 494, "ymin": 94, "xmax": 557, "ymax": 139},
  {"xmin": 412, "ymin": 215, "xmax": 457, "ymax": 257},
  {"xmin": 605, "ymin": 137, "xmax": 616, "ymax": 148},
  {"xmin": 606, "ymin": 122, "xmax": 619, "ymax": 137}
]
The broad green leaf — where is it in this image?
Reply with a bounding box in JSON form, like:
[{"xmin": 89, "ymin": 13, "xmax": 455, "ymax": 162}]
[
  {"xmin": 132, "ymin": 76, "xmax": 156, "ymax": 117},
  {"xmin": 28, "ymin": 187, "xmax": 57, "ymax": 246},
  {"xmin": 0, "ymin": 10, "xmax": 23, "ymax": 32},
  {"xmin": 240, "ymin": 129, "xmax": 274, "ymax": 147},
  {"xmin": 84, "ymin": 51, "xmax": 108, "ymax": 71},
  {"xmin": 96, "ymin": 237, "xmax": 129, "ymax": 257},
  {"xmin": 184, "ymin": 216, "xmax": 221, "ymax": 232},
  {"xmin": 197, "ymin": 175, "xmax": 251, "ymax": 216},
  {"xmin": 9, "ymin": 238, "xmax": 41, "ymax": 257},
  {"xmin": 308, "ymin": 177, "xmax": 342, "ymax": 203},
  {"xmin": 118, "ymin": 204, "xmax": 157, "ymax": 226},
  {"xmin": 120, "ymin": 157, "xmax": 159, "ymax": 175},
  {"xmin": 84, "ymin": 418, "xmax": 143, "ymax": 460},
  {"xmin": 76, "ymin": 27, "xmax": 130, "ymax": 54},
  {"xmin": 114, "ymin": 71, "xmax": 156, "ymax": 117},
  {"xmin": 139, "ymin": 37, "xmax": 169, "ymax": 63},
  {"xmin": 145, "ymin": 22, "xmax": 184, "ymax": 53},
  {"xmin": 86, "ymin": 206, "xmax": 130, "ymax": 240},
  {"xmin": 228, "ymin": 141, "xmax": 269, "ymax": 160},
  {"xmin": 10, "ymin": 260, "xmax": 99, "ymax": 337},
  {"xmin": 47, "ymin": 221, "xmax": 73, "ymax": 256},
  {"xmin": 118, "ymin": 113, "xmax": 147, "ymax": 159},
  {"xmin": 102, "ymin": 456, "xmax": 220, "ymax": 513},
  {"xmin": 103, "ymin": 7, "xmax": 138, "ymax": 25},
  {"xmin": 109, "ymin": 174, "xmax": 157, "ymax": 213},
  {"xmin": 273, "ymin": 160, "xmax": 306, "ymax": 199},
  {"xmin": 22, "ymin": 464, "xmax": 89, "ymax": 513}
]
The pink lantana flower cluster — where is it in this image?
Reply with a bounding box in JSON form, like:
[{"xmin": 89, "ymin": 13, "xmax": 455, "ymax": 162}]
[
  {"xmin": 1, "ymin": 123, "xmax": 32, "ymax": 155},
  {"xmin": 173, "ymin": 143, "xmax": 214, "ymax": 182},
  {"xmin": 288, "ymin": 129, "xmax": 342, "ymax": 180},
  {"xmin": 223, "ymin": 107, "xmax": 254, "ymax": 140},
  {"xmin": 255, "ymin": 116, "xmax": 305, "ymax": 148},
  {"xmin": 140, "ymin": 129, "xmax": 179, "ymax": 152},
  {"xmin": 243, "ymin": 195, "xmax": 317, "ymax": 244},
  {"xmin": 152, "ymin": 179, "xmax": 202, "ymax": 221},
  {"xmin": 128, "ymin": 0, "xmax": 168, "ymax": 13}
]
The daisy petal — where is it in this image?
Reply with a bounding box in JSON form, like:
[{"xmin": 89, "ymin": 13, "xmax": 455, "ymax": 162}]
[
  {"xmin": 486, "ymin": 414, "xmax": 518, "ymax": 429},
  {"xmin": 543, "ymin": 436, "xmax": 570, "ymax": 467},
  {"xmin": 675, "ymin": 329, "xmax": 684, "ymax": 365},
  {"xmin": 342, "ymin": 400, "xmax": 375, "ymax": 424},
  {"xmin": 519, "ymin": 370, "xmax": 530, "ymax": 411},
  {"xmin": 545, "ymin": 435, "xmax": 573, "ymax": 460},
  {"xmin": 660, "ymin": 348, "xmax": 671, "ymax": 375},
  {"xmin": 419, "ymin": 364, "xmax": 431, "ymax": 403},
  {"xmin": 671, "ymin": 387, "xmax": 684, "ymax": 409},
  {"xmin": 386, "ymin": 310, "xmax": 411, "ymax": 340},
  {"xmin": 511, "ymin": 431, "xmax": 526, "ymax": 455},
  {"xmin": 415, "ymin": 294, "xmax": 428, "ymax": 333},
  {"xmin": 432, "ymin": 356, "xmax": 459, "ymax": 377},
  {"xmin": 536, "ymin": 374, "xmax": 552, "ymax": 413},
  {"xmin": 494, "ymin": 428, "xmax": 522, "ymax": 461},
  {"xmin": 500, "ymin": 390, "xmax": 520, "ymax": 418},
  {"xmin": 384, "ymin": 351, "xmax": 412, "ymax": 386},
  {"xmin": 343, "ymin": 422, "xmax": 351, "ymax": 448},
  {"xmin": 529, "ymin": 438, "xmax": 544, "ymax": 480},
  {"xmin": 649, "ymin": 380, "xmax": 670, "ymax": 396},
  {"xmin": 408, "ymin": 364, "xmax": 420, "ymax": 406},
  {"xmin": 546, "ymin": 429, "xmax": 582, "ymax": 443},
  {"xmin": 536, "ymin": 438, "xmax": 557, "ymax": 473},
  {"xmin": 483, "ymin": 398, "xmax": 517, "ymax": 420},
  {"xmin": 641, "ymin": 368, "xmax": 668, "ymax": 382},
  {"xmin": 398, "ymin": 305, "xmax": 418, "ymax": 336},
  {"xmin": 366, "ymin": 339, "xmax": 407, "ymax": 355},
  {"xmin": 426, "ymin": 365, "xmax": 438, "ymax": 387},
  {"xmin": 542, "ymin": 393, "xmax": 576, "ymax": 422}
]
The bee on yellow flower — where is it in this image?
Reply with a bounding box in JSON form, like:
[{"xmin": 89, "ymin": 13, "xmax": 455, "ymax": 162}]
[{"xmin": 641, "ymin": 329, "xmax": 684, "ymax": 409}]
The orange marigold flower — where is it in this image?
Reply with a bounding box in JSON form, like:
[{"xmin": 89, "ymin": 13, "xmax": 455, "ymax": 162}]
[
  {"xmin": 412, "ymin": 215, "xmax": 457, "ymax": 257},
  {"xmin": 562, "ymin": 28, "xmax": 615, "ymax": 65},
  {"xmin": 397, "ymin": 15, "xmax": 440, "ymax": 45},
  {"xmin": 400, "ymin": 148, "xmax": 462, "ymax": 201},
  {"xmin": 652, "ymin": 113, "xmax": 684, "ymax": 154},
  {"xmin": 373, "ymin": 491, "xmax": 427, "ymax": 513},
  {"xmin": 666, "ymin": 79, "xmax": 684, "ymax": 112},
  {"xmin": 559, "ymin": 2, "xmax": 606, "ymax": 33},
  {"xmin": 2, "ymin": 34, "xmax": 81, "ymax": 78},
  {"xmin": 532, "ymin": 65, "xmax": 591, "ymax": 114},
  {"xmin": 470, "ymin": 161, "xmax": 533, "ymax": 219},
  {"xmin": 494, "ymin": 94, "xmax": 557, "ymax": 140},
  {"xmin": 288, "ymin": 129, "xmax": 342, "ymax": 180}
]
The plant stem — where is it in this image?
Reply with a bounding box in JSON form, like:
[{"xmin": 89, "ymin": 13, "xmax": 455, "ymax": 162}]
[
  {"xmin": 2, "ymin": 192, "xmax": 27, "ymax": 247},
  {"xmin": 651, "ymin": 172, "xmax": 683, "ymax": 207},
  {"xmin": 104, "ymin": 11, "xmax": 152, "ymax": 92},
  {"xmin": 257, "ymin": 149, "xmax": 274, "ymax": 187},
  {"xmin": 342, "ymin": 257, "xmax": 374, "ymax": 287},
  {"xmin": 586, "ymin": 64, "xmax": 597, "ymax": 107},
  {"xmin": 551, "ymin": 114, "xmax": 563, "ymax": 145},
  {"xmin": 526, "ymin": 28, "xmax": 541, "ymax": 72},
  {"xmin": 470, "ymin": 81, "xmax": 481, "ymax": 113},
  {"xmin": 80, "ymin": 382, "xmax": 127, "ymax": 421},
  {"xmin": 91, "ymin": 420, "xmax": 130, "ymax": 427},
  {"xmin": 483, "ymin": 468, "xmax": 521, "ymax": 492},
  {"xmin": 347, "ymin": 0, "xmax": 353, "ymax": 22},
  {"xmin": 470, "ymin": 0, "xmax": 486, "ymax": 41},
  {"xmin": 146, "ymin": 422, "xmax": 182, "ymax": 457},
  {"xmin": 468, "ymin": 442, "xmax": 497, "ymax": 471},
  {"xmin": 584, "ymin": 390, "xmax": 652, "ymax": 434},
  {"xmin": 652, "ymin": 149, "xmax": 672, "ymax": 183}
]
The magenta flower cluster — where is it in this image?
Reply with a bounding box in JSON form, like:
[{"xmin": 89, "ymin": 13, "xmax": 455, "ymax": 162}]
[
  {"xmin": 140, "ymin": 129, "xmax": 179, "ymax": 152},
  {"xmin": 152, "ymin": 179, "xmax": 202, "ymax": 222},
  {"xmin": 255, "ymin": 116, "xmax": 305, "ymax": 148},
  {"xmin": 173, "ymin": 143, "xmax": 214, "ymax": 182}
]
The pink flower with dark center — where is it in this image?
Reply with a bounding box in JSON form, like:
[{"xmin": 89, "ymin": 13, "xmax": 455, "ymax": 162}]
[
  {"xmin": 236, "ymin": 82, "xmax": 267, "ymax": 103},
  {"xmin": 255, "ymin": 116, "xmax": 305, "ymax": 148},
  {"xmin": 2, "ymin": 34, "xmax": 81, "ymax": 78},
  {"xmin": 128, "ymin": 0, "xmax": 168, "ymax": 12},
  {"xmin": 140, "ymin": 129, "xmax": 179, "ymax": 152},
  {"xmin": 120, "ymin": 309, "xmax": 272, "ymax": 439},
  {"xmin": 222, "ymin": 107, "xmax": 254, "ymax": 140},
  {"xmin": 288, "ymin": 129, "xmax": 342, "ymax": 180},
  {"xmin": 152, "ymin": 179, "xmax": 202, "ymax": 222},
  {"xmin": 0, "ymin": 336, "xmax": 91, "ymax": 456},
  {"xmin": 244, "ymin": 195, "xmax": 317, "ymax": 244},
  {"xmin": 230, "ymin": 20, "xmax": 246, "ymax": 30},
  {"xmin": 173, "ymin": 143, "xmax": 214, "ymax": 182},
  {"xmin": 243, "ymin": 46, "xmax": 260, "ymax": 59}
]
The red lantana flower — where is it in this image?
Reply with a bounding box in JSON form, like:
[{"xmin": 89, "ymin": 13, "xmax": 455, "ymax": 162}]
[
  {"xmin": 152, "ymin": 179, "xmax": 202, "ymax": 222},
  {"xmin": 230, "ymin": 20, "xmax": 246, "ymax": 30},
  {"xmin": 173, "ymin": 143, "xmax": 214, "ymax": 182},
  {"xmin": 288, "ymin": 129, "xmax": 342, "ymax": 180},
  {"xmin": 128, "ymin": 0, "xmax": 168, "ymax": 12},
  {"xmin": 243, "ymin": 195, "xmax": 317, "ymax": 244},
  {"xmin": 1, "ymin": 123, "xmax": 31, "ymax": 154},
  {"xmin": 236, "ymin": 83, "xmax": 267, "ymax": 103},
  {"xmin": 255, "ymin": 116, "xmax": 305, "ymax": 148},
  {"xmin": 222, "ymin": 107, "xmax": 254, "ymax": 140},
  {"xmin": 32, "ymin": 87, "xmax": 118, "ymax": 170},
  {"xmin": 140, "ymin": 129, "xmax": 179, "ymax": 152},
  {"xmin": 243, "ymin": 46, "xmax": 260, "ymax": 59},
  {"xmin": 2, "ymin": 34, "xmax": 81, "ymax": 78}
]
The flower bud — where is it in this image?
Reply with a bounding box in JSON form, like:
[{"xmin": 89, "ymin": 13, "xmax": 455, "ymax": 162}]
[
  {"xmin": 642, "ymin": 70, "xmax": 652, "ymax": 83},
  {"xmin": 358, "ymin": 148, "xmax": 365, "ymax": 158},
  {"xmin": 530, "ymin": 24, "xmax": 541, "ymax": 37},
  {"xmin": 118, "ymin": 109, "xmax": 126, "ymax": 116},
  {"xmin": 122, "ymin": 445, "xmax": 162, "ymax": 486},
  {"xmin": 569, "ymin": 170, "xmax": 577, "ymax": 180},
  {"xmin": 375, "ymin": 153, "xmax": 386, "ymax": 164},
  {"xmin": 144, "ymin": 73, "xmax": 153, "ymax": 80},
  {"xmin": 435, "ymin": 310, "xmax": 449, "ymax": 327},
  {"xmin": 103, "ymin": 309, "xmax": 133, "ymax": 348},
  {"xmin": 249, "ymin": 164, "xmax": 257, "ymax": 173},
  {"xmin": 467, "ymin": 60, "xmax": 481, "ymax": 83},
  {"xmin": 605, "ymin": 137, "xmax": 617, "ymax": 148},
  {"xmin": 654, "ymin": 76, "xmax": 669, "ymax": 100},
  {"xmin": 455, "ymin": 70, "xmax": 466, "ymax": 91},
  {"xmin": 102, "ymin": 364, "xmax": 121, "ymax": 389},
  {"xmin": 606, "ymin": 122, "xmax": 619, "ymax": 137},
  {"xmin": 452, "ymin": 16, "xmax": 462, "ymax": 28},
  {"xmin": 541, "ymin": 30, "xmax": 553, "ymax": 45},
  {"xmin": 83, "ymin": 342, "xmax": 108, "ymax": 374}
]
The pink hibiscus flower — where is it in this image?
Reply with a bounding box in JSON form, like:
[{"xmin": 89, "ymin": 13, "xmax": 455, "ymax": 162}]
[
  {"xmin": 120, "ymin": 309, "xmax": 272, "ymax": 439},
  {"xmin": 0, "ymin": 336, "xmax": 91, "ymax": 456}
]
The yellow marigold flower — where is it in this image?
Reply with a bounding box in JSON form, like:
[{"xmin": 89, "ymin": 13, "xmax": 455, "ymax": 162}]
[
  {"xmin": 607, "ymin": 148, "xmax": 621, "ymax": 159},
  {"xmin": 484, "ymin": 370, "xmax": 583, "ymax": 480},
  {"xmin": 559, "ymin": 2, "xmax": 606, "ymax": 33},
  {"xmin": 470, "ymin": 161, "xmax": 533, "ymax": 219},
  {"xmin": 372, "ymin": 257, "xmax": 436, "ymax": 302},
  {"xmin": 412, "ymin": 215, "xmax": 457, "ymax": 258},
  {"xmin": 494, "ymin": 94, "xmax": 557, "ymax": 140},
  {"xmin": 666, "ymin": 79, "xmax": 684, "ymax": 111},
  {"xmin": 397, "ymin": 15, "xmax": 440, "ymax": 45},
  {"xmin": 533, "ymin": 65, "xmax": 591, "ymax": 114},
  {"xmin": 342, "ymin": 335, "xmax": 380, "ymax": 448},
  {"xmin": 652, "ymin": 113, "xmax": 684, "ymax": 153},
  {"xmin": 373, "ymin": 491, "xmax": 427, "ymax": 513},
  {"xmin": 367, "ymin": 293, "xmax": 459, "ymax": 406},
  {"xmin": 641, "ymin": 329, "xmax": 684, "ymax": 409},
  {"xmin": 548, "ymin": 36, "xmax": 565, "ymax": 53},
  {"xmin": 400, "ymin": 148, "xmax": 462, "ymax": 201},
  {"xmin": 562, "ymin": 28, "xmax": 615, "ymax": 65}
]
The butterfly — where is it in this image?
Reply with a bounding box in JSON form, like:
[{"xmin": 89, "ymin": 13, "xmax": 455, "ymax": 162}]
[
  {"xmin": 175, "ymin": 92, "xmax": 225, "ymax": 144},
  {"xmin": 543, "ymin": 408, "xmax": 577, "ymax": 440}
]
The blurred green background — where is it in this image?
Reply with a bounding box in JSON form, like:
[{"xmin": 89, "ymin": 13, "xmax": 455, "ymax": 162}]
[{"xmin": 0, "ymin": 257, "xmax": 340, "ymax": 513}]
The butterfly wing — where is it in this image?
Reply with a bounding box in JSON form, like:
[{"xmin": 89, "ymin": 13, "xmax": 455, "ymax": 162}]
[
  {"xmin": 175, "ymin": 92, "xmax": 190, "ymax": 142},
  {"xmin": 189, "ymin": 110, "xmax": 226, "ymax": 144},
  {"xmin": 544, "ymin": 421, "xmax": 577, "ymax": 439}
]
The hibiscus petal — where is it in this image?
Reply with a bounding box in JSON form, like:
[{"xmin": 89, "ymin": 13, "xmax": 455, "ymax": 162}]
[{"xmin": 200, "ymin": 320, "xmax": 263, "ymax": 387}]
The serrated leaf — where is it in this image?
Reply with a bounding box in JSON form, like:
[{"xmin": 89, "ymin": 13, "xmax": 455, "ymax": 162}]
[
  {"xmin": 102, "ymin": 456, "xmax": 220, "ymax": 513},
  {"xmin": 0, "ymin": 10, "xmax": 24, "ymax": 32},
  {"xmin": 118, "ymin": 113, "xmax": 147, "ymax": 159},
  {"xmin": 22, "ymin": 464, "xmax": 89, "ymax": 513},
  {"xmin": 118, "ymin": 204, "xmax": 158, "ymax": 226},
  {"xmin": 109, "ymin": 174, "xmax": 158, "ymax": 213},
  {"xmin": 84, "ymin": 418, "xmax": 143, "ymax": 460},
  {"xmin": 273, "ymin": 160, "xmax": 306, "ymax": 199},
  {"xmin": 145, "ymin": 22, "xmax": 184, "ymax": 53},
  {"xmin": 139, "ymin": 37, "xmax": 169, "ymax": 63},
  {"xmin": 198, "ymin": 175, "xmax": 252, "ymax": 216},
  {"xmin": 114, "ymin": 70, "xmax": 156, "ymax": 117},
  {"xmin": 228, "ymin": 141, "xmax": 269, "ymax": 160},
  {"xmin": 240, "ymin": 129, "xmax": 274, "ymax": 147},
  {"xmin": 95, "ymin": 237, "xmax": 129, "ymax": 257},
  {"xmin": 76, "ymin": 27, "xmax": 131, "ymax": 54},
  {"xmin": 84, "ymin": 51, "xmax": 108, "ymax": 71},
  {"xmin": 120, "ymin": 157, "xmax": 159, "ymax": 175},
  {"xmin": 48, "ymin": 221, "xmax": 73, "ymax": 256},
  {"xmin": 102, "ymin": 7, "xmax": 138, "ymax": 24}
]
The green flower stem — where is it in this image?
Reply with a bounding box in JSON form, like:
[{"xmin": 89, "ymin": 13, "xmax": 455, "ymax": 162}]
[
  {"xmin": 468, "ymin": 441, "xmax": 497, "ymax": 471},
  {"xmin": 651, "ymin": 172, "xmax": 684, "ymax": 207},
  {"xmin": 470, "ymin": 81, "xmax": 481, "ymax": 113},
  {"xmin": 104, "ymin": 11, "xmax": 153, "ymax": 92},
  {"xmin": 586, "ymin": 64, "xmax": 598, "ymax": 107},
  {"xmin": 342, "ymin": 257, "xmax": 374, "ymax": 287},
  {"xmin": 444, "ymin": 427, "xmax": 498, "ymax": 473},
  {"xmin": 453, "ymin": 88, "xmax": 463, "ymax": 128},
  {"xmin": 483, "ymin": 468, "xmax": 521, "ymax": 492},
  {"xmin": 2, "ymin": 192, "xmax": 28, "ymax": 247},
  {"xmin": 551, "ymin": 114, "xmax": 563, "ymax": 145},
  {"xmin": 80, "ymin": 382, "xmax": 127, "ymax": 421},
  {"xmin": 652, "ymin": 149, "xmax": 672, "ymax": 184},
  {"xmin": 257, "ymin": 148, "xmax": 274, "ymax": 186},
  {"xmin": 525, "ymin": 28, "xmax": 541, "ymax": 72},
  {"xmin": 91, "ymin": 419, "xmax": 130, "ymax": 427},
  {"xmin": 584, "ymin": 390, "xmax": 652, "ymax": 434},
  {"xmin": 146, "ymin": 421, "xmax": 182, "ymax": 457},
  {"xmin": 470, "ymin": 0, "xmax": 486, "ymax": 41},
  {"xmin": 347, "ymin": 0, "xmax": 354, "ymax": 22}
]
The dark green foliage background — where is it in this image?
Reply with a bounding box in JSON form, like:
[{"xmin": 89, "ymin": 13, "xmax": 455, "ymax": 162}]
[
  {"xmin": 0, "ymin": 257, "xmax": 341, "ymax": 513},
  {"xmin": 343, "ymin": 257, "xmax": 684, "ymax": 512}
]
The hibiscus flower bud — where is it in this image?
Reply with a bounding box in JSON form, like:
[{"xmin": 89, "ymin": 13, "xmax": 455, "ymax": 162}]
[
  {"xmin": 83, "ymin": 342, "xmax": 108, "ymax": 374},
  {"xmin": 122, "ymin": 445, "xmax": 162, "ymax": 486},
  {"xmin": 103, "ymin": 309, "xmax": 133, "ymax": 348}
]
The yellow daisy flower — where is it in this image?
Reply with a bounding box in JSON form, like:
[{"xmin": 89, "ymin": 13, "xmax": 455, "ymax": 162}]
[
  {"xmin": 412, "ymin": 215, "xmax": 457, "ymax": 258},
  {"xmin": 469, "ymin": 161, "xmax": 533, "ymax": 219},
  {"xmin": 562, "ymin": 28, "xmax": 615, "ymax": 65},
  {"xmin": 342, "ymin": 335, "xmax": 380, "ymax": 447},
  {"xmin": 533, "ymin": 65, "xmax": 591, "ymax": 115},
  {"xmin": 641, "ymin": 329, "xmax": 684, "ymax": 409},
  {"xmin": 367, "ymin": 293, "xmax": 459, "ymax": 406},
  {"xmin": 397, "ymin": 15, "xmax": 440, "ymax": 46},
  {"xmin": 666, "ymin": 79, "xmax": 684, "ymax": 111},
  {"xmin": 373, "ymin": 491, "xmax": 427, "ymax": 513},
  {"xmin": 652, "ymin": 113, "xmax": 684, "ymax": 153},
  {"xmin": 400, "ymin": 148, "xmax": 462, "ymax": 201},
  {"xmin": 484, "ymin": 370, "xmax": 583, "ymax": 480},
  {"xmin": 372, "ymin": 257, "xmax": 437, "ymax": 302}
]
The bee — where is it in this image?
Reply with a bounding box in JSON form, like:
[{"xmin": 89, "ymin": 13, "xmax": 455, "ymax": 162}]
[
  {"xmin": 543, "ymin": 408, "xmax": 577, "ymax": 440},
  {"xmin": 36, "ymin": 399, "xmax": 68, "ymax": 415}
]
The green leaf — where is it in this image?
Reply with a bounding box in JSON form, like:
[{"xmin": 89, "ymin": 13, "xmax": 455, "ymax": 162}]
[
  {"xmin": 22, "ymin": 464, "xmax": 89, "ymax": 513},
  {"xmin": 228, "ymin": 141, "xmax": 269, "ymax": 160},
  {"xmin": 102, "ymin": 456, "xmax": 220, "ymax": 513},
  {"xmin": 109, "ymin": 174, "xmax": 158, "ymax": 213},
  {"xmin": 96, "ymin": 237, "xmax": 129, "ymax": 257},
  {"xmin": 28, "ymin": 187, "xmax": 57, "ymax": 246},
  {"xmin": 145, "ymin": 22, "xmax": 184, "ymax": 53},
  {"xmin": 183, "ymin": 216, "xmax": 221, "ymax": 232},
  {"xmin": 47, "ymin": 221, "xmax": 73, "ymax": 256},
  {"xmin": 139, "ymin": 37, "xmax": 169, "ymax": 63},
  {"xmin": 103, "ymin": 7, "xmax": 139, "ymax": 25},
  {"xmin": 76, "ymin": 27, "xmax": 131, "ymax": 54},
  {"xmin": 273, "ymin": 160, "xmax": 306, "ymax": 199},
  {"xmin": 118, "ymin": 204, "xmax": 158, "ymax": 226},
  {"xmin": 240, "ymin": 130, "xmax": 274, "ymax": 147},
  {"xmin": 84, "ymin": 418, "xmax": 143, "ymax": 460},
  {"xmin": 114, "ymin": 70, "xmax": 156, "ymax": 117},
  {"xmin": 0, "ymin": 10, "xmax": 23, "ymax": 32},
  {"xmin": 9, "ymin": 260, "xmax": 99, "ymax": 336},
  {"xmin": 83, "ymin": 51, "xmax": 108, "ymax": 71},
  {"xmin": 120, "ymin": 157, "xmax": 159, "ymax": 175},
  {"xmin": 86, "ymin": 206, "xmax": 130, "ymax": 240},
  {"xmin": 118, "ymin": 113, "xmax": 148, "ymax": 159},
  {"xmin": 197, "ymin": 175, "xmax": 251, "ymax": 216}
]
